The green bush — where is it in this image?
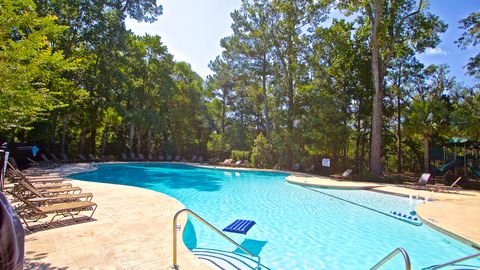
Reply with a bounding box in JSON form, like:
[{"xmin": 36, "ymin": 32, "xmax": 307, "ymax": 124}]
[
  {"xmin": 251, "ymin": 133, "xmax": 273, "ymax": 168},
  {"xmin": 231, "ymin": 150, "xmax": 250, "ymax": 161},
  {"xmin": 207, "ymin": 133, "xmax": 230, "ymax": 153}
]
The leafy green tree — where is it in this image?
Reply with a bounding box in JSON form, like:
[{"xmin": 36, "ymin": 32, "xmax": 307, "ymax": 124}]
[
  {"xmin": 251, "ymin": 133, "xmax": 273, "ymax": 168},
  {"xmin": 0, "ymin": 0, "xmax": 71, "ymax": 132},
  {"xmin": 339, "ymin": 0, "xmax": 447, "ymax": 175},
  {"xmin": 267, "ymin": 0, "xmax": 329, "ymax": 167},
  {"xmin": 100, "ymin": 107, "xmax": 123, "ymax": 156},
  {"xmin": 452, "ymin": 88, "xmax": 480, "ymax": 140},
  {"xmin": 207, "ymin": 133, "xmax": 231, "ymax": 158},
  {"xmin": 170, "ymin": 61, "xmax": 207, "ymax": 155},
  {"xmin": 456, "ymin": 11, "xmax": 480, "ymax": 78},
  {"xmin": 387, "ymin": 54, "xmax": 423, "ymax": 173},
  {"xmin": 404, "ymin": 65, "xmax": 452, "ymax": 172},
  {"xmin": 207, "ymin": 57, "xmax": 235, "ymax": 135},
  {"xmin": 222, "ymin": 0, "xmax": 274, "ymax": 138},
  {"xmin": 303, "ymin": 19, "xmax": 359, "ymax": 169}
]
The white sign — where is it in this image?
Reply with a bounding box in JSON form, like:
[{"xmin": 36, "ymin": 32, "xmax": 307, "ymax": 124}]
[{"xmin": 322, "ymin": 158, "xmax": 330, "ymax": 167}]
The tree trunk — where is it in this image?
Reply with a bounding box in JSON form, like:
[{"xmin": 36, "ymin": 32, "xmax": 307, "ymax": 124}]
[
  {"xmin": 354, "ymin": 98, "xmax": 363, "ymax": 172},
  {"xmin": 129, "ymin": 123, "xmax": 135, "ymax": 154},
  {"xmin": 221, "ymin": 87, "xmax": 227, "ymax": 134},
  {"xmin": 101, "ymin": 126, "xmax": 109, "ymax": 157},
  {"xmin": 61, "ymin": 114, "xmax": 68, "ymax": 154},
  {"xmin": 262, "ymin": 54, "xmax": 270, "ymax": 139},
  {"xmin": 362, "ymin": 126, "xmax": 369, "ymax": 173},
  {"xmin": 342, "ymin": 119, "xmax": 348, "ymax": 169},
  {"xmin": 355, "ymin": 119, "xmax": 361, "ymax": 172},
  {"xmin": 163, "ymin": 127, "xmax": 169, "ymax": 156},
  {"xmin": 286, "ymin": 74, "xmax": 294, "ymax": 168},
  {"xmin": 50, "ymin": 113, "xmax": 58, "ymax": 152},
  {"xmin": 79, "ymin": 128, "xmax": 85, "ymax": 155},
  {"xmin": 147, "ymin": 127, "xmax": 152, "ymax": 155},
  {"xmin": 90, "ymin": 127, "xmax": 96, "ymax": 155},
  {"xmin": 396, "ymin": 89, "xmax": 402, "ymax": 173},
  {"xmin": 423, "ymin": 132, "xmax": 430, "ymax": 173},
  {"xmin": 369, "ymin": 0, "xmax": 384, "ymax": 176},
  {"xmin": 136, "ymin": 129, "xmax": 142, "ymax": 155},
  {"xmin": 360, "ymin": 136, "xmax": 365, "ymax": 173}
]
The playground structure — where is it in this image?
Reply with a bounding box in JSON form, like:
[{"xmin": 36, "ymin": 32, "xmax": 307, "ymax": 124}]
[{"xmin": 429, "ymin": 137, "xmax": 480, "ymax": 185}]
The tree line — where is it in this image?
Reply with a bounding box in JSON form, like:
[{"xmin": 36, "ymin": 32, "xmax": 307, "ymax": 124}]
[
  {"xmin": 206, "ymin": 0, "xmax": 479, "ymax": 175},
  {"xmin": 1, "ymin": 0, "xmax": 208, "ymax": 159},
  {"xmin": 1, "ymin": 0, "xmax": 479, "ymax": 176}
]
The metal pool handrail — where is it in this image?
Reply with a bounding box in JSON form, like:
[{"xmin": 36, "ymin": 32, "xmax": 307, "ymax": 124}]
[
  {"xmin": 171, "ymin": 208, "xmax": 261, "ymax": 270},
  {"xmin": 426, "ymin": 252, "xmax": 480, "ymax": 269},
  {"xmin": 370, "ymin": 247, "xmax": 411, "ymax": 270}
]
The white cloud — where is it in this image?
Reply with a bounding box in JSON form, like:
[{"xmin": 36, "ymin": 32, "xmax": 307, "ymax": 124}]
[{"xmin": 424, "ymin": 47, "xmax": 447, "ymax": 56}]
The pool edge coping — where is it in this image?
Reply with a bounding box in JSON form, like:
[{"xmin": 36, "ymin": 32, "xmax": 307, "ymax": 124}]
[
  {"xmin": 284, "ymin": 176, "xmax": 480, "ymax": 250},
  {"xmin": 66, "ymin": 162, "xmax": 480, "ymax": 255},
  {"xmin": 417, "ymin": 214, "xmax": 480, "ymax": 251}
]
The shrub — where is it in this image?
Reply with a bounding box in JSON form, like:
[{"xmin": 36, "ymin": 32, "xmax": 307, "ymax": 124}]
[
  {"xmin": 231, "ymin": 150, "xmax": 250, "ymax": 161},
  {"xmin": 251, "ymin": 133, "xmax": 273, "ymax": 168},
  {"xmin": 207, "ymin": 133, "xmax": 230, "ymax": 154}
]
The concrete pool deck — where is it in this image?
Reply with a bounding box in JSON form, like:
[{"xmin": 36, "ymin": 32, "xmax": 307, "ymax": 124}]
[
  {"xmin": 23, "ymin": 163, "xmax": 210, "ymax": 270},
  {"xmin": 21, "ymin": 162, "xmax": 480, "ymax": 269}
]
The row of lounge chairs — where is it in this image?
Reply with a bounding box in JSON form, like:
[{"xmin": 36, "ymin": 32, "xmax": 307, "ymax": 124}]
[
  {"xmin": 120, "ymin": 153, "xmax": 207, "ymax": 163},
  {"xmin": 33, "ymin": 152, "xmax": 205, "ymax": 164},
  {"xmin": 403, "ymin": 173, "xmax": 462, "ymax": 193},
  {"xmin": 328, "ymin": 169, "xmax": 462, "ymax": 194},
  {"xmin": 29, "ymin": 153, "xmax": 100, "ymax": 165},
  {"xmin": 219, "ymin": 158, "xmax": 247, "ymax": 167},
  {"xmin": 31, "ymin": 152, "xmax": 245, "ymax": 167},
  {"xmin": 5, "ymin": 162, "xmax": 97, "ymax": 230}
]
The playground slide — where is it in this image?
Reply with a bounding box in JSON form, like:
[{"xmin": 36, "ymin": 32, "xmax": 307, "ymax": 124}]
[
  {"xmin": 468, "ymin": 165, "xmax": 480, "ymax": 178},
  {"xmin": 442, "ymin": 160, "xmax": 457, "ymax": 172},
  {"xmin": 431, "ymin": 160, "xmax": 456, "ymax": 174}
]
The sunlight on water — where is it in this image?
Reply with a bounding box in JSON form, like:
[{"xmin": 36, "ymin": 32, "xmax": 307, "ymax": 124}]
[{"xmin": 72, "ymin": 163, "xmax": 480, "ymax": 269}]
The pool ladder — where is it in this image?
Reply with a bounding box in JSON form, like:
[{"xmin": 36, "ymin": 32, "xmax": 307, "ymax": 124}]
[
  {"xmin": 423, "ymin": 252, "xmax": 480, "ymax": 269},
  {"xmin": 370, "ymin": 247, "xmax": 411, "ymax": 270},
  {"xmin": 371, "ymin": 247, "xmax": 480, "ymax": 270},
  {"xmin": 171, "ymin": 208, "xmax": 261, "ymax": 270}
]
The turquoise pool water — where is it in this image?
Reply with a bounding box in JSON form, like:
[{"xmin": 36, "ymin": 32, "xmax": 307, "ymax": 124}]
[{"xmin": 71, "ymin": 163, "xmax": 480, "ymax": 269}]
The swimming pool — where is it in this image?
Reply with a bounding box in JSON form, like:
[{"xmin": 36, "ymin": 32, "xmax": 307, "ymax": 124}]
[{"xmin": 71, "ymin": 163, "xmax": 480, "ymax": 269}]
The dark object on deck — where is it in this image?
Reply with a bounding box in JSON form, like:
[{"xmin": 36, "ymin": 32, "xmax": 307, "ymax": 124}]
[
  {"xmin": 0, "ymin": 192, "xmax": 24, "ymax": 270},
  {"xmin": 223, "ymin": 219, "xmax": 256, "ymax": 235}
]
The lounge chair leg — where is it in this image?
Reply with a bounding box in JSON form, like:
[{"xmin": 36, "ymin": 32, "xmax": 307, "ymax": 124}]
[
  {"xmin": 21, "ymin": 215, "xmax": 32, "ymax": 230},
  {"xmin": 69, "ymin": 213, "xmax": 78, "ymax": 222},
  {"xmin": 45, "ymin": 213, "xmax": 61, "ymax": 228},
  {"xmin": 32, "ymin": 214, "xmax": 42, "ymax": 222},
  {"xmin": 89, "ymin": 205, "xmax": 98, "ymax": 219}
]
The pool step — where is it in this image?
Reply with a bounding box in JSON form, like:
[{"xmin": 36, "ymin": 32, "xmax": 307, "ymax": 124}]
[{"xmin": 192, "ymin": 248, "xmax": 263, "ymax": 270}]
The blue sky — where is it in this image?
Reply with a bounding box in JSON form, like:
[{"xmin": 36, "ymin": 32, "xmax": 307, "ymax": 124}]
[
  {"xmin": 126, "ymin": 0, "xmax": 479, "ymax": 86},
  {"xmin": 417, "ymin": 0, "xmax": 479, "ymax": 87},
  {"xmin": 126, "ymin": 0, "xmax": 241, "ymax": 79}
]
